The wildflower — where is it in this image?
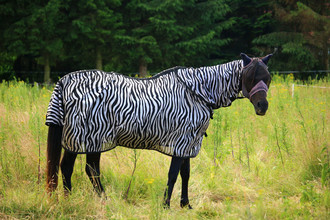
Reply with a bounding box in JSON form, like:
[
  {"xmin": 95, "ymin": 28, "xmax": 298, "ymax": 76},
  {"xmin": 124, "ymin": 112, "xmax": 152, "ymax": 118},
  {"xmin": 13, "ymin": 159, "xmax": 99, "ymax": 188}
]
[
  {"xmin": 258, "ymin": 189, "xmax": 265, "ymax": 195},
  {"xmin": 279, "ymin": 88, "xmax": 287, "ymax": 93},
  {"xmin": 145, "ymin": 178, "xmax": 155, "ymax": 184},
  {"xmin": 288, "ymin": 73, "xmax": 294, "ymax": 81}
]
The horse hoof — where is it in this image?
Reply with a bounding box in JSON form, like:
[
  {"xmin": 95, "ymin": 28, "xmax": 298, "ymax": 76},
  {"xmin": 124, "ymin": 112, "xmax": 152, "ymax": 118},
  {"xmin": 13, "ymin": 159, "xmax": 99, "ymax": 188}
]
[
  {"xmin": 180, "ymin": 201, "xmax": 193, "ymax": 209},
  {"xmin": 182, "ymin": 204, "xmax": 193, "ymax": 209},
  {"xmin": 163, "ymin": 201, "xmax": 170, "ymax": 209}
]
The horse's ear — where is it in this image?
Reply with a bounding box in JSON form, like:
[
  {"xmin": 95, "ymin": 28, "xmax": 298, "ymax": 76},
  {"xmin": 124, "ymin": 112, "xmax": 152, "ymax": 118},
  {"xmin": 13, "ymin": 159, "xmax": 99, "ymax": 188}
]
[
  {"xmin": 261, "ymin": 54, "xmax": 273, "ymax": 65},
  {"xmin": 240, "ymin": 53, "xmax": 251, "ymax": 67}
]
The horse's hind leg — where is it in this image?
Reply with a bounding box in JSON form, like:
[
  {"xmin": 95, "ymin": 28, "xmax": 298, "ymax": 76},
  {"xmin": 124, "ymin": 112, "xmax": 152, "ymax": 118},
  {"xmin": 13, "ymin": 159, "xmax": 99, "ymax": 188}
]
[
  {"xmin": 163, "ymin": 157, "xmax": 184, "ymax": 208},
  {"xmin": 180, "ymin": 158, "xmax": 192, "ymax": 209},
  {"xmin": 60, "ymin": 150, "xmax": 77, "ymax": 195},
  {"xmin": 86, "ymin": 153, "xmax": 105, "ymax": 196}
]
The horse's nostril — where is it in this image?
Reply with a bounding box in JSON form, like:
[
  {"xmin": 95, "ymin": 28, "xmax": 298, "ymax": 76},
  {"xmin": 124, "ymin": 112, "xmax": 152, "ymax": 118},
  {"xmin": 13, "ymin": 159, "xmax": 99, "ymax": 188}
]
[
  {"xmin": 257, "ymin": 101, "xmax": 262, "ymax": 108},
  {"xmin": 256, "ymin": 100, "xmax": 268, "ymax": 112}
]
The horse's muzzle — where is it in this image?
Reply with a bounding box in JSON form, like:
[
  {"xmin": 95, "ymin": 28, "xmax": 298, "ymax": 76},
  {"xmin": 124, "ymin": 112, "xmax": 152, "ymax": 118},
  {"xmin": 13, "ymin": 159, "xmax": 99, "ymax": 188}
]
[{"xmin": 255, "ymin": 100, "xmax": 268, "ymax": 116}]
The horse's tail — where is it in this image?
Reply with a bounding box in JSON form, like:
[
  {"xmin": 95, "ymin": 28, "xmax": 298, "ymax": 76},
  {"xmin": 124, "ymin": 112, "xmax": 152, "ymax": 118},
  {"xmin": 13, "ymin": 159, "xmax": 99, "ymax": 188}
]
[{"xmin": 46, "ymin": 124, "xmax": 63, "ymax": 193}]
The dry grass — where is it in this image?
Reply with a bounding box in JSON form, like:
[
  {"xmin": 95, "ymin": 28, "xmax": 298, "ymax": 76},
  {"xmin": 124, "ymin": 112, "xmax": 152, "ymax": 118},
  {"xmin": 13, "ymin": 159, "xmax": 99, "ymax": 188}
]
[{"xmin": 0, "ymin": 76, "xmax": 329, "ymax": 219}]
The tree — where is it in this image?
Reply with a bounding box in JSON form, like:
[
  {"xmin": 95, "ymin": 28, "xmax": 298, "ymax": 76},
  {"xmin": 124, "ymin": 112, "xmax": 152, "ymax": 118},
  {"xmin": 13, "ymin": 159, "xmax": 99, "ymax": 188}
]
[
  {"xmin": 221, "ymin": 0, "xmax": 274, "ymax": 61},
  {"xmin": 64, "ymin": 0, "xmax": 123, "ymax": 71},
  {"xmin": 253, "ymin": 0, "xmax": 329, "ymax": 71},
  {"xmin": 2, "ymin": 0, "xmax": 67, "ymax": 83},
  {"xmin": 117, "ymin": 0, "xmax": 234, "ymax": 77},
  {"xmin": 115, "ymin": 0, "xmax": 161, "ymax": 77},
  {"xmin": 153, "ymin": 0, "xmax": 234, "ymax": 68}
]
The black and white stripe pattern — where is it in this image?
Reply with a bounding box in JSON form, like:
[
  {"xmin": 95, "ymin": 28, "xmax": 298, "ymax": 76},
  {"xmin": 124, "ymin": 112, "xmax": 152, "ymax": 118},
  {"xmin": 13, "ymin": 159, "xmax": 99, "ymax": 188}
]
[{"xmin": 46, "ymin": 60, "xmax": 243, "ymax": 157}]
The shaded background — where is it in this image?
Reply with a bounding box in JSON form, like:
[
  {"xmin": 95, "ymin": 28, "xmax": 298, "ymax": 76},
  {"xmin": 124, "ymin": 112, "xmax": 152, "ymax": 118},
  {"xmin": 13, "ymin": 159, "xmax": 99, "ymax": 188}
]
[{"xmin": 0, "ymin": 0, "xmax": 328, "ymax": 82}]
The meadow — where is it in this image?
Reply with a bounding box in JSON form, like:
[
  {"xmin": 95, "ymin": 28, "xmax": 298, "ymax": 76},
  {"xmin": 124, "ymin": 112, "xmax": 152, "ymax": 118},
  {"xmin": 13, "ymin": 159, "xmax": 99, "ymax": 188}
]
[{"xmin": 0, "ymin": 74, "xmax": 329, "ymax": 219}]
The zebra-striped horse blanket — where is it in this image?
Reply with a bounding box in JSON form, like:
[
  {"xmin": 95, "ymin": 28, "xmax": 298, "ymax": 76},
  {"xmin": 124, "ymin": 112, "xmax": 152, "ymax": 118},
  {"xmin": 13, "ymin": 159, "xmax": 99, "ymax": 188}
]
[{"xmin": 46, "ymin": 60, "xmax": 243, "ymax": 157}]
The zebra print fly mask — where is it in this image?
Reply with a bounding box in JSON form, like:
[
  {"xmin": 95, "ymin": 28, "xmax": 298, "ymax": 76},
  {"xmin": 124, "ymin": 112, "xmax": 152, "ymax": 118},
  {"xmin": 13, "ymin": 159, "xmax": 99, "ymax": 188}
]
[{"xmin": 46, "ymin": 60, "xmax": 244, "ymax": 157}]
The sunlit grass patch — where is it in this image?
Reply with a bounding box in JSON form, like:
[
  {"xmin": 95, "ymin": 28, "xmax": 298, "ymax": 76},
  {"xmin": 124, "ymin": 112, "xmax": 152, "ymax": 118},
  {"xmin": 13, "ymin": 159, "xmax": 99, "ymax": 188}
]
[{"xmin": 0, "ymin": 75, "xmax": 329, "ymax": 218}]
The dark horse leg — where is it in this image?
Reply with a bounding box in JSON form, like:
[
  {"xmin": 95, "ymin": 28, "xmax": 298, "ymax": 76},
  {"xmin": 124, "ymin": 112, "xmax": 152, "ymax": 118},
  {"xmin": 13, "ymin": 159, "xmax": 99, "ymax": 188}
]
[
  {"xmin": 85, "ymin": 153, "xmax": 105, "ymax": 196},
  {"xmin": 60, "ymin": 150, "xmax": 77, "ymax": 195},
  {"xmin": 164, "ymin": 157, "xmax": 192, "ymax": 209},
  {"xmin": 180, "ymin": 158, "xmax": 192, "ymax": 209}
]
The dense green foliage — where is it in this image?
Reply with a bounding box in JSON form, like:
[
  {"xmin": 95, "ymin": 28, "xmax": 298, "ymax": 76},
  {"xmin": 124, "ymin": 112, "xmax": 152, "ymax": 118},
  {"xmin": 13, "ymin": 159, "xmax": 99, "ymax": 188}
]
[
  {"xmin": 0, "ymin": 0, "xmax": 328, "ymax": 82},
  {"xmin": 253, "ymin": 0, "xmax": 329, "ymax": 71},
  {"xmin": 0, "ymin": 76, "xmax": 329, "ymax": 218}
]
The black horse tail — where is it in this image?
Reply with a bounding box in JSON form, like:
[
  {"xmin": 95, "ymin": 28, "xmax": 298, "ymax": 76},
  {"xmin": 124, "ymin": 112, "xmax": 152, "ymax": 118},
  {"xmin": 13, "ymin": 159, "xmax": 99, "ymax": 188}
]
[{"xmin": 46, "ymin": 124, "xmax": 63, "ymax": 193}]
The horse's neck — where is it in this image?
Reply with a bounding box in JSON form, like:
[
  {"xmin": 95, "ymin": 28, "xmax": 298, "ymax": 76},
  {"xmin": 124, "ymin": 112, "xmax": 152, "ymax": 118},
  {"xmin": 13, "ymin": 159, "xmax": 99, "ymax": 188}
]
[{"xmin": 177, "ymin": 60, "xmax": 243, "ymax": 108}]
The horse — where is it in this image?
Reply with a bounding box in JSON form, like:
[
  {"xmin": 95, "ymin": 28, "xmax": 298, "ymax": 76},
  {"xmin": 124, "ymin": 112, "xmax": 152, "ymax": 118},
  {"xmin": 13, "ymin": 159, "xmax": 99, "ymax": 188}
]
[{"xmin": 46, "ymin": 53, "xmax": 272, "ymax": 209}]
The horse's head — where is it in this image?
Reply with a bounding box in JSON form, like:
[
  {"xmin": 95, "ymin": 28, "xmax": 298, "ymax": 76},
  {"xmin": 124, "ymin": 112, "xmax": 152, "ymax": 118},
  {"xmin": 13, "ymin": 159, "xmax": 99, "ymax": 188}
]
[{"xmin": 240, "ymin": 53, "xmax": 272, "ymax": 116}]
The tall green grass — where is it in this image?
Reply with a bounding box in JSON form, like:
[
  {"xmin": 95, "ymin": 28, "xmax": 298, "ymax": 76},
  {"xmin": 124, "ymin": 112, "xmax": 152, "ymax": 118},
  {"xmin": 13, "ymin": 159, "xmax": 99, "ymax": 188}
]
[{"xmin": 0, "ymin": 76, "xmax": 329, "ymax": 219}]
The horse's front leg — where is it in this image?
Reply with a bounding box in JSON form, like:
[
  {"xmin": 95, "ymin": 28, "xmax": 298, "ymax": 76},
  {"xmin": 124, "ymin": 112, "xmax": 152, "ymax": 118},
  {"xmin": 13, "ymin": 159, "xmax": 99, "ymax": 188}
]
[
  {"xmin": 60, "ymin": 150, "xmax": 77, "ymax": 195},
  {"xmin": 86, "ymin": 153, "xmax": 105, "ymax": 196},
  {"xmin": 180, "ymin": 158, "xmax": 192, "ymax": 209},
  {"xmin": 163, "ymin": 157, "xmax": 183, "ymax": 208}
]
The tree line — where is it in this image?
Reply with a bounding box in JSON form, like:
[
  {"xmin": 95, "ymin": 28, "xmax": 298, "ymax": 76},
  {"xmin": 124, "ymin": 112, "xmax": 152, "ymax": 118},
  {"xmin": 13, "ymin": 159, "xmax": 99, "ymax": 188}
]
[{"xmin": 0, "ymin": 0, "xmax": 328, "ymax": 83}]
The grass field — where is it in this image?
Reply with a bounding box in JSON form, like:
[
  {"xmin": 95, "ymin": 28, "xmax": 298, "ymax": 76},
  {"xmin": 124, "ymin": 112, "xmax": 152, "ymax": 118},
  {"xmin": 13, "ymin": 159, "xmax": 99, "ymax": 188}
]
[{"xmin": 0, "ymin": 75, "xmax": 329, "ymax": 219}]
